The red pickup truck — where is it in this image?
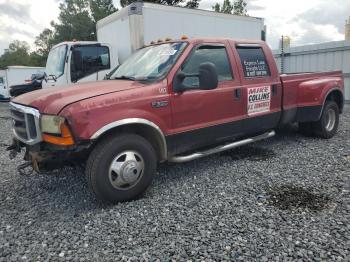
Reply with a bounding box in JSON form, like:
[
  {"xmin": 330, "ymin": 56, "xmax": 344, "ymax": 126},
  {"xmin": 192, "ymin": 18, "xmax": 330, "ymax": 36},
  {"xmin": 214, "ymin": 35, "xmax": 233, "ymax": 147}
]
[{"xmin": 8, "ymin": 38, "xmax": 344, "ymax": 203}]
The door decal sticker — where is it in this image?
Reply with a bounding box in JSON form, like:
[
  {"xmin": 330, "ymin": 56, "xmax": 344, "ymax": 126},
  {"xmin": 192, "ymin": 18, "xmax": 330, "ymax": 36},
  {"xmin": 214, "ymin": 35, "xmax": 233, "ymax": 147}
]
[{"xmin": 247, "ymin": 86, "xmax": 271, "ymax": 115}]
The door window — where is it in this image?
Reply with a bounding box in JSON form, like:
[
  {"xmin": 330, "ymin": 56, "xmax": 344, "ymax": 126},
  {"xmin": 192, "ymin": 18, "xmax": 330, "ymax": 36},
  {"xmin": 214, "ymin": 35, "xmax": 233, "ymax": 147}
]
[
  {"xmin": 182, "ymin": 45, "xmax": 233, "ymax": 87},
  {"xmin": 45, "ymin": 44, "xmax": 67, "ymax": 79},
  {"xmin": 236, "ymin": 46, "xmax": 270, "ymax": 78},
  {"xmin": 0, "ymin": 77, "xmax": 3, "ymax": 84},
  {"xmin": 71, "ymin": 45, "xmax": 110, "ymax": 82}
]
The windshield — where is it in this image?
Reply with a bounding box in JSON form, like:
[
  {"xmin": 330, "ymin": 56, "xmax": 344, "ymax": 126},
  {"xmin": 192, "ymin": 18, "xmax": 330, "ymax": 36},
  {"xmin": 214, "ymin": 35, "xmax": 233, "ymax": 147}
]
[
  {"xmin": 45, "ymin": 44, "xmax": 67, "ymax": 78},
  {"xmin": 110, "ymin": 42, "xmax": 187, "ymax": 81}
]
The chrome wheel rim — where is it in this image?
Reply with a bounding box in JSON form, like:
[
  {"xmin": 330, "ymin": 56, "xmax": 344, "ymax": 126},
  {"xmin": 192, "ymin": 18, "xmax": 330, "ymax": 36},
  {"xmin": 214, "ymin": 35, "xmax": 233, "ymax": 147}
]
[
  {"xmin": 325, "ymin": 108, "xmax": 336, "ymax": 132},
  {"xmin": 108, "ymin": 151, "xmax": 144, "ymax": 190}
]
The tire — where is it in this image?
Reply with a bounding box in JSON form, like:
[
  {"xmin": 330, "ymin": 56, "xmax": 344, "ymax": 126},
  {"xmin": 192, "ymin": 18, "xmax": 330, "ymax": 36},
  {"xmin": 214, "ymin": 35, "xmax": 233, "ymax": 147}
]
[
  {"xmin": 86, "ymin": 134, "xmax": 157, "ymax": 204},
  {"xmin": 312, "ymin": 101, "xmax": 339, "ymax": 139}
]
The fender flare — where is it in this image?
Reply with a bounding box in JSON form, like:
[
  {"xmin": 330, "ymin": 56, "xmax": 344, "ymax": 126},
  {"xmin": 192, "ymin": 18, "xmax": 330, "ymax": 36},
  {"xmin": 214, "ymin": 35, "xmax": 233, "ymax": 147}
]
[
  {"xmin": 90, "ymin": 118, "xmax": 168, "ymax": 160},
  {"xmin": 319, "ymin": 87, "xmax": 344, "ymax": 119}
]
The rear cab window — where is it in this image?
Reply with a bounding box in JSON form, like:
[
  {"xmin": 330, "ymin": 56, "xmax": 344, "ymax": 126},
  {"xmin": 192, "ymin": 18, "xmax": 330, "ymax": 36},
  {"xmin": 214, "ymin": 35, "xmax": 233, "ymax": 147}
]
[{"xmin": 236, "ymin": 46, "xmax": 270, "ymax": 78}]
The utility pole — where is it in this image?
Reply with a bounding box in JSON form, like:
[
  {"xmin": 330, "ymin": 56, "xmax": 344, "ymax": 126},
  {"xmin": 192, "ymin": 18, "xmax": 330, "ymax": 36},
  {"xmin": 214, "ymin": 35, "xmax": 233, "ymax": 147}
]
[
  {"xmin": 281, "ymin": 35, "xmax": 284, "ymax": 74},
  {"xmin": 346, "ymin": 18, "xmax": 350, "ymax": 40}
]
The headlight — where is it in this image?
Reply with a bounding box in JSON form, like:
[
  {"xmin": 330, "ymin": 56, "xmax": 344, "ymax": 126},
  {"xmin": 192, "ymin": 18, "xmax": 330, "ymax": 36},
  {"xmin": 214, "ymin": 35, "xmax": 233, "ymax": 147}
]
[
  {"xmin": 41, "ymin": 115, "xmax": 65, "ymax": 134},
  {"xmin": 40, "ymin": 115, "xmax": 74, "ymax": 146}
]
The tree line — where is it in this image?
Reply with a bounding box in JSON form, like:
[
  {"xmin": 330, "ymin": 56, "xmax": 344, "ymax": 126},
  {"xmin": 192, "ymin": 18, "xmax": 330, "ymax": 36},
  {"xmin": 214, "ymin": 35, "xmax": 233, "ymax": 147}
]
[{"xmin": 0, "ymin": 0, "xmax": 247, "ymax": 70}]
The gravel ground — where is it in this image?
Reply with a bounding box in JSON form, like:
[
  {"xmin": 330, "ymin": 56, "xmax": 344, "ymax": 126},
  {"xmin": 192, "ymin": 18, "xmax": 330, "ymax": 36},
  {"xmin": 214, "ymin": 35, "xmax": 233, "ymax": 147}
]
[{"xmin": 0, "ymin": 101, "xmax": 349, "ymax": 261}]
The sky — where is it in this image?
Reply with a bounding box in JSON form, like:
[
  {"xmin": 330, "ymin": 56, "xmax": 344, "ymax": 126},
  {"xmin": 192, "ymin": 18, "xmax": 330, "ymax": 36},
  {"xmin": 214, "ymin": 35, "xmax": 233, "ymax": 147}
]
[{"xmin": 0, "ymin": 0, "xmax": 349, "ymax": 56}]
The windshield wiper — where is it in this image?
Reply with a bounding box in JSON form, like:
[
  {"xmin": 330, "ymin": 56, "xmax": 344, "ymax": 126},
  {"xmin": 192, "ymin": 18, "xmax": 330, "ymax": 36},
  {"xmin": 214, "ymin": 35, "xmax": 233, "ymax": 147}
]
[
  {"xmin": 113, "ymin": 75, "xmax": 136, "ymax": 81},
  {"xmin": 113, "ymin": 75, "xmax": 160, "ymax": 82},
  {"xmin": 135, "ymin": 76, "xmax": 158, "ymax": 81}
]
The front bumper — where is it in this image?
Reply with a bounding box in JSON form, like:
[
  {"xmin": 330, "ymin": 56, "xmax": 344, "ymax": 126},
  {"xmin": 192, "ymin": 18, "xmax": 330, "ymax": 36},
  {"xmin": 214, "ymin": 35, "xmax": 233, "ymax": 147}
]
[
  {"xmin": 27, "ymin": 149, "xmax": 73, "ymax": 172},
  {"xmin": 8, "ymin": 138, "xmax": 92, "ymax": 173}
]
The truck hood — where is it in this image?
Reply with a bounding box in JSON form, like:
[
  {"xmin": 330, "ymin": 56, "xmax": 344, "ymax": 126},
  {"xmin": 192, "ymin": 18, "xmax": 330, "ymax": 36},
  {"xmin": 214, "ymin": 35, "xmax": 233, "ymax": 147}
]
[{"xmin": 12, "ymin": 80, "xmax": 139, "ymax": 114}]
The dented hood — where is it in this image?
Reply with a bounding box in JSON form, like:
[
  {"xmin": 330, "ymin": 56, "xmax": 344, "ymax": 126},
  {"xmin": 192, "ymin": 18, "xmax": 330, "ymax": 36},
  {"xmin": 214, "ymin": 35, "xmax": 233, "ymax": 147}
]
[{"xmin": 13, "ymin": 80, "xmax": 139, "ymax": 114}]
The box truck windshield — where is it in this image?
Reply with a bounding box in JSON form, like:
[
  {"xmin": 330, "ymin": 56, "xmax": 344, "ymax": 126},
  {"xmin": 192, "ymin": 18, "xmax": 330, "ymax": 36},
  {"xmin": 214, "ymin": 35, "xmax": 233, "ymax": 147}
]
[
  {"xmin": 46, "ymin": 44, "xmax": 67, "ymax": 80},
  {"xmin": 111, "ymin": 42, "xmax": 187, "ymax": 81}
]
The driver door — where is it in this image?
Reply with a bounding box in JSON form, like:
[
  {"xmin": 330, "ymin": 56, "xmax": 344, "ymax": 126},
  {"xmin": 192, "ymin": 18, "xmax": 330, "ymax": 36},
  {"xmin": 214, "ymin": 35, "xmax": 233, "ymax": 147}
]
[
  {"xmin": 169, "ymin": 43, "xmax": 244, "ymax": 155},
  {"xmin": 69, "ymin": 45, "xmax": 111, "ymax": 84}
]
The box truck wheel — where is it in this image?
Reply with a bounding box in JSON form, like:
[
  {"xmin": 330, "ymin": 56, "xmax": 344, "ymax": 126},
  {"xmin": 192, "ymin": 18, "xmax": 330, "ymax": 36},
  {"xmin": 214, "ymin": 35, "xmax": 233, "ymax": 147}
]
[
  {"xmin": 312, "ymin": 101, "xmax": 339, "ymax": 139},
  {"xmin": 86, "ymin": 134, "xmax": 157, "ymax": 203}
]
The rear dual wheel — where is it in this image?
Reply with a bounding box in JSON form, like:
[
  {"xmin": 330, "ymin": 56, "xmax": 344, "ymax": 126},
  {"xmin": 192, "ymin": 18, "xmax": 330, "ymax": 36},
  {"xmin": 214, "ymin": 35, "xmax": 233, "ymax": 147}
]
[
  {"xmin": 299, "ymin": 101, "xmax": 339, "ymax": 139},
  {"xmin": 86, "ymin": 134, "xmax": 157, "ymax": 204}
]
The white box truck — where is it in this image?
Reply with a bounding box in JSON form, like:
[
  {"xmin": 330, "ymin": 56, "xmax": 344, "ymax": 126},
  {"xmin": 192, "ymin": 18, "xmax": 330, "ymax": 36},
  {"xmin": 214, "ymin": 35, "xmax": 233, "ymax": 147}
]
[
  {"xmin": 42, "ymin": 2, "xmax": 266, "ymax": 88},
  {"xmin": 0, "ymin": 66, "xmax": 44, "ymax": 100}
]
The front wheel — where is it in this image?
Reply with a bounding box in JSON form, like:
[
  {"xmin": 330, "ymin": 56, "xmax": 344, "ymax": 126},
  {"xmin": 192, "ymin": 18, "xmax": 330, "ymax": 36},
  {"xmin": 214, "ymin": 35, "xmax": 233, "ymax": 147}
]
[
  {"xmin": 312, "ymin": 101, "xmax": 339, "ymax": 139},
  {"xmin": 86, "ymin": 134, "xmax": 157, "ymax": 203}
]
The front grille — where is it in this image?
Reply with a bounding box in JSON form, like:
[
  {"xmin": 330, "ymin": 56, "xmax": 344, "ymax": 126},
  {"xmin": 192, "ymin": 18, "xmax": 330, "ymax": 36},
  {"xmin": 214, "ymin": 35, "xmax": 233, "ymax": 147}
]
[
  {"xmin": 11, "ymin": 110, "xmax": 27, "ymax": 139},
  {"xmin": 10, "ymin": 102, "xmax": 41, "ymax": 145}
]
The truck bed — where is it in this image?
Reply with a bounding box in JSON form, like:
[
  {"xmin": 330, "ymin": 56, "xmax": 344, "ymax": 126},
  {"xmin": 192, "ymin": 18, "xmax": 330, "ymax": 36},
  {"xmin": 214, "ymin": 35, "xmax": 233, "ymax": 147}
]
[
  {"xmin": 281, "ymin": 71, "xmax": 342, "ymax": 79},
  {"xmin": 279, "ymin": 70, "xmax": 344, "ymax": 124},
  {"xmin": 281, "ymin": 70, "xmax": 343, "ymax": 109}
]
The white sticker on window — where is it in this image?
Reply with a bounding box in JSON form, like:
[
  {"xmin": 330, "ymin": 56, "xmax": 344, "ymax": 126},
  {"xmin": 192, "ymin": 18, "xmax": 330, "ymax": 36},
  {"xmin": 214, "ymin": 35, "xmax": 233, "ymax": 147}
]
[
  {"xmin": 158, "ymin": 49, "xmax": 177, "ymax": 56},
  {"xmin": 247, "ymin": 86, "xmax": 271, "ymax": 115},
  {"xmin": 243, "ymin": 60, "xmax": 269, "ymax": 77}
]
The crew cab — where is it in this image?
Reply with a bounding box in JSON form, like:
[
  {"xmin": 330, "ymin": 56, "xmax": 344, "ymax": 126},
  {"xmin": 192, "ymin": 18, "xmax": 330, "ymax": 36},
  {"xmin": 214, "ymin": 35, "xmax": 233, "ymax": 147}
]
[{"xmin": 8, "ymin": 38, "xmax": 344, "ymax": 203}]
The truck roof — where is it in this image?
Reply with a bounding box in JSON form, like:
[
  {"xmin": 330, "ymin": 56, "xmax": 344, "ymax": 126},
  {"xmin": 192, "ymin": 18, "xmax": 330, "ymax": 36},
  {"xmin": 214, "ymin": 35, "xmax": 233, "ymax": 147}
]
[
  {"xmin": 51, "ymin": 41, "xmax": 101, "ymax": 50},
  {"xmin": 6, "ymin": 66, "xmax": 45, "ymax": 70},
  {"xmin": 146, "ymin": 37, "xmax": 266, "ymax": 47},
  {"xmin": 97, "ymin": 2, "xmax": 263, "ymax": 29}
]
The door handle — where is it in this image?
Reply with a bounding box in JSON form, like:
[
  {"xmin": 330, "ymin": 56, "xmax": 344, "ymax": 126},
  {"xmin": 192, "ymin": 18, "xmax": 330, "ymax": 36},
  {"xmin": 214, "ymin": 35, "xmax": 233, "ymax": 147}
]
[{"xmin": 234, "ymin": 88, "xmax": 241, "ymax": 100}]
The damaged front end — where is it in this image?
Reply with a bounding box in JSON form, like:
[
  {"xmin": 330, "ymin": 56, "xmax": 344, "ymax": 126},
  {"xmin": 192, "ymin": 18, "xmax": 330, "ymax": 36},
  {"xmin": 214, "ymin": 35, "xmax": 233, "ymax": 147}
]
[
  {"xmin": 7, "ymin": 139, "xmax": 33, "ymax": 175},
  {"xmin": 8, "ymin": 102, "xmax": 91, "ymax": 174},
  {"xmin": 7, "ymin": 138, "xmax": 91, "ymax": 174}
]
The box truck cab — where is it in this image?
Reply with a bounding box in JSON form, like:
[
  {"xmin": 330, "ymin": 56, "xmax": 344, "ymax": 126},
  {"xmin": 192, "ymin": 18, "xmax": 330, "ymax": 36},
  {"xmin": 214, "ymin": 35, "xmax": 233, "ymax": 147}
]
[
  {"xmin": 42, "ymin": 41, "xmax": 117, "ymax": 88},
  {"xmin": 42, "ymin": 2, "xmax": 266, "ymax": 89}
]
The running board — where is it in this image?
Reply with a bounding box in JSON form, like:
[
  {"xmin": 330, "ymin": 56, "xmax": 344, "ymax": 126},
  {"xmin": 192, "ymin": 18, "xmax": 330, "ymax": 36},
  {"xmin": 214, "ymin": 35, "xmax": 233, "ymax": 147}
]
[{"xmin": 168, "ymin": 131, "xmax": 275, "ymax": 163}]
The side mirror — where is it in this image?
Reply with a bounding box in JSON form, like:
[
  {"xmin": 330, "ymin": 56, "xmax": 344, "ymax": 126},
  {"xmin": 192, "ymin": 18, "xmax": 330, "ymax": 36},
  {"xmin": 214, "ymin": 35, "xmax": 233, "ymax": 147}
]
[
  {"xmin": 72, "ymin": 49, "xmax": 83, "ymax": 72},
  {"xmin": 198, "ymin": 62, "xmax": 219, "ymax": 90},
  {"xmin": 173, "ymin": 62, "xmax": 218, "ymax": 93},
  {"xmin": 71, "ymin": 49, "xmax": 83, "ymax": 82}
]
